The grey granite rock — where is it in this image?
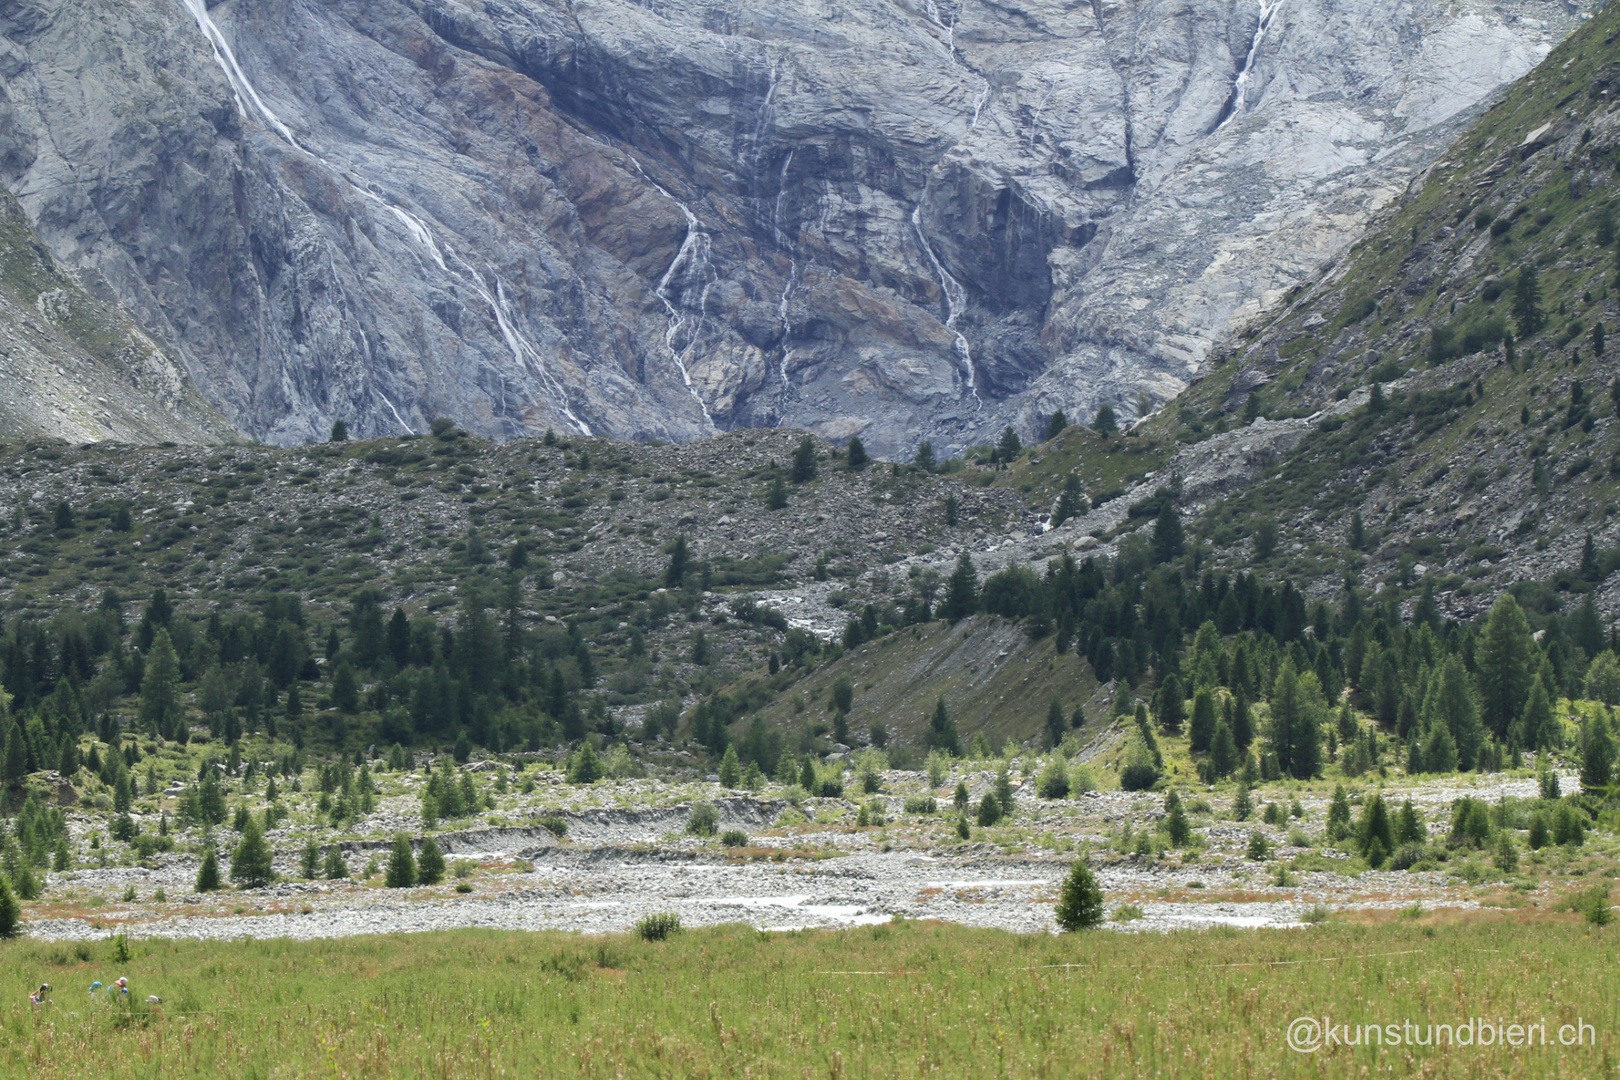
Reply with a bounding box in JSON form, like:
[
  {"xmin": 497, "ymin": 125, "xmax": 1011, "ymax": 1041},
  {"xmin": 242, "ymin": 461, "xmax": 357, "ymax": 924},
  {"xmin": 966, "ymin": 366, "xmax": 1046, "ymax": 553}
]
[{"xmin": 0, "ymin": 0, "xmax": 1588, "ymax": 451}]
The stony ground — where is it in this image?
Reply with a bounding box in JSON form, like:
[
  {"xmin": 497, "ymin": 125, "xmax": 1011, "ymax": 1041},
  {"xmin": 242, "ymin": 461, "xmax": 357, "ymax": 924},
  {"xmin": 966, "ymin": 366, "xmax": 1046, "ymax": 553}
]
[{"xmin": 21, "ymin": 761, "xmax": 1589, "ymax": 941}]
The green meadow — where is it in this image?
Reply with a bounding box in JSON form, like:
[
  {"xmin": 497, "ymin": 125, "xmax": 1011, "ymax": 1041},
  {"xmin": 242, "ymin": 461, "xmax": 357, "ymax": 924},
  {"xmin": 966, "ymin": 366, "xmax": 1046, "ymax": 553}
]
[{"xmin": 1, "ymin": 916, "xmax": 1616, "ymax": 1078}]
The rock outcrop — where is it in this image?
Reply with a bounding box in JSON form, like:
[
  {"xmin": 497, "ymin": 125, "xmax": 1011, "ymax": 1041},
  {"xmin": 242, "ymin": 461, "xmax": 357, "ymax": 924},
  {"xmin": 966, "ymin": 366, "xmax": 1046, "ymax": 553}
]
[{"xmin": 0, "ymin": 0, "xmax": 1586, "ymax": 451}]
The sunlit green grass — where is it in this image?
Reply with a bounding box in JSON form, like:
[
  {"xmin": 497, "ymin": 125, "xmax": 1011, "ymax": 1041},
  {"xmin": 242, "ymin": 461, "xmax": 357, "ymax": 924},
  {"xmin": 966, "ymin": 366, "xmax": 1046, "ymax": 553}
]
[{"xmin": 1, "ymin": 918, "xmax": 1616, "ymax": 1077}]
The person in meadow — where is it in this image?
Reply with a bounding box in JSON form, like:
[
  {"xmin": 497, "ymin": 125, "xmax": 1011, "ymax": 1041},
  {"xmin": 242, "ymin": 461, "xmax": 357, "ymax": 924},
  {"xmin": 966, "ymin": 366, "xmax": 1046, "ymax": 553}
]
[
  {"xmin": 29, "ymin": 983, "xmax": 51, "ymax": 1006},
  {"xmin": 114, "ymin": 976, "xmax": 128, "ymax": 996}
]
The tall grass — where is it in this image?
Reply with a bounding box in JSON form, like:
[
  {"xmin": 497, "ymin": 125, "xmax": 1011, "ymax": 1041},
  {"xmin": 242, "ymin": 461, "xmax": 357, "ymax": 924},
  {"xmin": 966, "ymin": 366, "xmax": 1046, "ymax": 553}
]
[{"xmin": 1, "ymin": 918, "xmax": 1615, "ymax": 1077}]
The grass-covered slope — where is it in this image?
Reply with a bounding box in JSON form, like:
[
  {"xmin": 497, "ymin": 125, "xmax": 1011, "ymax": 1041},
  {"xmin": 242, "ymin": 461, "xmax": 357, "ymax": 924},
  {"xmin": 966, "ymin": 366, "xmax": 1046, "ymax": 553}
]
[{"xmin": 749, "ymin": 615, "xmax": 1106, "ymax": 753}]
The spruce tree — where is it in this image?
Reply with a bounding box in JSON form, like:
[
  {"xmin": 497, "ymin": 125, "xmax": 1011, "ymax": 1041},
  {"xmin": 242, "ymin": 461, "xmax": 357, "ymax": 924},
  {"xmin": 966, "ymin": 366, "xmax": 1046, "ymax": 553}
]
[
  {"xmin": 567, "ymin": 743, "xmax": 603, "ymax": 784},
  {"xmin": 1189, "ymin": 689, "xmax": 1216, "ymax": 753},
  {"xmin": 1268, "ymin": 661, "xmax": 1321, "ymax": 779},
  {"xmin": 1231, "ymin": 783, "xmax": 1253, "ymax": 821},
  {"xmin": 330, "ymin": 419, "xmax": 348, "ymax": 441},
  {"xmin": 1051, "ymin": 474, "xmax": 1088, "ymax": 528},
  {"xmin": 386, "ymin": 836, "xmax": 417, "ymax": 888},
  {"xmin": 1519, "ymin": 675, "xmax": 1556, "ymax": 750},
  {"xmin": 1152, "ymin": 500, "xmax": 1184, "ymax": 563},
  {"xmin": 1357, "ymin": 793, "xmax": 1393, "ymax": 864},
  {"xmin": 1133, "ymin": 703, "xmax": 1163, "ymax": 769},
  {"xmin": 1428, "ymin": 655, "xmax": 1484, "ymax": 771},
  {"xmin": 1326, "ymin": 785, "xmax": 1352, "ymax": 840},
  {"xmin": 765, "ymin": 472, "xmax": 789, "ymax": 510},
  {"xmin": 0, "ymin": 876, "xmax": 18, "ymax": 938},
  {"xmin": 1513, "ymin": 264, "xmax": 1545, "ymax": 338},
  {"xmin": 1477, "ymin": 594, "xmax": 1535, "ymax": 739},
  {"xmin": 1164, "ymin": 791, "xmax": 1191, "ymax": 847},
  {"xmin": 323, "ymin": 846, "xmax": 349, "ymax": 879},
  {"xmin": 1155, "ymin": 673, "xmax": 1185, "ymax": 735},
  {"xmin": 416, "ymin": 837, "xmax": 445, "ymax": 885},
  {"xmin": 1396, "ymin": 799, "xmax": 1426, "ymax": 844},
  {"xmin": 1092, "ymin": 404, "xmax": 1117, "ymax": 435},
  {"xmin": 332, "ymin": 661, "xmax": 359, "ymax": 715},
  {"xmin": 230, "ymin": 818, "xmax": 273, "ymax": 889},
  {"xmin": 1053, "ymin": 861, "xmax": 1104, "ymax": 931},
  {"xmin": 976, "ymin": 792, "xmax": 1001, "ymax": 826},
  {"xmin": 996, "ymin": 425, "xmax": 1023, "ymax": 464},
  {"xmin": 939, "ymin": 551, "xmax": 979, "ymax": 622},
  {"xmin": 1210, "ymin": 721, "xmax": 1238, "ymax": 777},
  {"xmin": 1582, "ymin": 711, "xmax": 1616, "ymax": 794},
  {"xmin": 138, "ymin": 628, "xmax": 182, "ymax": 735},
  {"xmin": 845, "ymin": 436, "xmax": 868, "ymax": 471},
  {"xmin": 1045, "ymin": 697, "xmax": 1067, "ymax": 750},
  {"xmin": 1045, "ymin": 411, "xmax": 1068, "ymax": 440},
  {"xmin": 718, "ymin": 745, "xmax": 742, "ymax": 788},
  {"xmin": 1527, "ymin": 812, "xmax": 1550, "ymax": 850},
  {"xmin": 664, "ymin": 534, "xmax": 690, "ymax": 588},
  {"xmin": 300, "ymin": 840, "xmax": 319, "ymax": 880},
  {"xmin": 790, "ymin": 436, "xmax": 818, "ymax": 483},
  {"xmin": 1422, "ymin": 718, "xmax": 1458, "ymax": 773}
]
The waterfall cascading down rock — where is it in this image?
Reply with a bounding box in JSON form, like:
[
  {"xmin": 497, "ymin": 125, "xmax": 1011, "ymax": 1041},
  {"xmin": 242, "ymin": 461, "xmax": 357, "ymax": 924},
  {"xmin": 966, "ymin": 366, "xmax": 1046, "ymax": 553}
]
[
  {"xmin": 0, "ymin": 0, "xmax": 1580, "ymax": 451},
  {"xmin": 178, "ymin": 0, "xmax": 592, "ymax": 436}
]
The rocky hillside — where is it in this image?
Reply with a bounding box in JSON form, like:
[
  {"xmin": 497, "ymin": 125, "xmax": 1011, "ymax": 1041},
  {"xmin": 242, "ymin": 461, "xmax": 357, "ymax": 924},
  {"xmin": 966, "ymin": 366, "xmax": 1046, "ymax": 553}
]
[
  {"xmin": 0, "ymin": 0, "xmax": 1585, "ymax": 451},
  {"xmin": 0, "ymin": 190, "xmax": 230, "ymax": 443},
  {"xmin": 1110, "ymin": 0, "xmax": 1620, "ymax": 622}
]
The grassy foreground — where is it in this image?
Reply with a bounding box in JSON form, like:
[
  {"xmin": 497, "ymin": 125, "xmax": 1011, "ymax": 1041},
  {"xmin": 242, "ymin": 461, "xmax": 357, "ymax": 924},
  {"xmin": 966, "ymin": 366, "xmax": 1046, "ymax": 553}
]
[{"xmin": 1, "ymin": 918, "xmax": 1617, "ymax": 1078}]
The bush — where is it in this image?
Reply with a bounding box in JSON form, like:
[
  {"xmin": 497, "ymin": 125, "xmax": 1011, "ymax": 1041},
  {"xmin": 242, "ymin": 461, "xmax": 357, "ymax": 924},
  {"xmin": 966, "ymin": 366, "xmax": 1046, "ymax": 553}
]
[
  {"xmin": 1112, "ymin": 903, "xmax": 1144, "ymax": 923},
  {"xmin": 719, "ymin": 829, "xmax": 748, "ymax": 847},
  {"xmin": 1053, "ymin": 861, "xmax": 1105, "ymax": 931},
  {"xmin": 1580, "ymin": 885, "xmax": 1614, "ymax": 927},
  {"xmin": 856, "ymin": 750, "xmax": 887, "ymax": 793},
  {"xmin": 687, "ymin": 800, "xmax": 719, "ymax": 837},
  {"xmin": 1119, "ymin": 763, "xmax": 1158, "ymax": 791},
  {"xmin": 539, "ymin": 816, "xmax": 570, "ymax": 838},
  {"xmin": 1036, "ymin": 756, "xmax": 1070, "ymax": 799},
  {"xmin": 1067, "ymin": 763, "xmax": 1097, "ymax": 796},
  {"xmin": 1387, "ymin": 842, "xmax": 1430, "ymax": 871},
  {"xmin": 635, "ymin": 912, "xmax": 683, "ymax": 941},
  {"xmin": 903, "ymin": 795, "xmax": 938, "ymax": 814}
]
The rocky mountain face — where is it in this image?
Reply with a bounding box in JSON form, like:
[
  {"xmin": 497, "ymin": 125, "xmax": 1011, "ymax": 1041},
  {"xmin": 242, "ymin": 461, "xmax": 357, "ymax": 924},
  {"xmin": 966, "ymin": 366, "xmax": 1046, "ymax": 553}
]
[
  {"xmin": 0, "ymin": 0, "xmax": 1588, "ymax": 453},
  {"xmin": 1121, "ymin": 0, "xmax": 1620, "ymax": 620},
  {"xmin": 0, "ymin": 188, "xmax": 230, "ymax": 443}
]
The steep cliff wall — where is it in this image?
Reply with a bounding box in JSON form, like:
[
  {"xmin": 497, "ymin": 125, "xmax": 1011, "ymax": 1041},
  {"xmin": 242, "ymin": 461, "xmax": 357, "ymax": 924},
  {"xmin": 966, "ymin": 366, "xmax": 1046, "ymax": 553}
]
[{"xmin": 0, "ymin": 0, "xmax": 1588, "ymax": 451}]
